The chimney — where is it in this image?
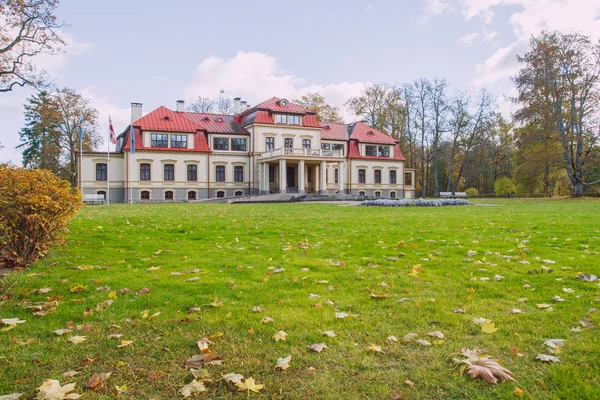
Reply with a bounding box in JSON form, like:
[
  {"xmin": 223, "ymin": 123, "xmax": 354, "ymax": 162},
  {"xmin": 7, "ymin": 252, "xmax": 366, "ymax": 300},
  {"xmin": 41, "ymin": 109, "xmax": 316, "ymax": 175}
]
[
  {"xmin": 131, "ymin": 102, "xmax": 143, "ymax": 122},
  {"xmin": 233, "ymin": 97, "xmax": 241, "ymax": 114},
  {"xmin": 176, "ymin": 100, "xmax": 185, "ymax": 112},
  {"xmin": 240, "ymin": 100, "xmax": 248, "ymax": 110}
]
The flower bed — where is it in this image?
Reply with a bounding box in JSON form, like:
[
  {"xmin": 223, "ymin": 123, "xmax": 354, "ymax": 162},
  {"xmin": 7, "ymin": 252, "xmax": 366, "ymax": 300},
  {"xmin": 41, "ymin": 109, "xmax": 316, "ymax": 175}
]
[{"xmin": 361, "ymin": 198, "xmax": 469, "ymax": 207}]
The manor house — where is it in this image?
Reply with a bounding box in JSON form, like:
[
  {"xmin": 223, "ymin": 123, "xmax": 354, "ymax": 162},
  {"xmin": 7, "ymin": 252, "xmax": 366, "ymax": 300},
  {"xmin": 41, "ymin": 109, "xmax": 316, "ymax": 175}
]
[{"xmin": 79, "ymin": 97, "xmax": 415, "ymax": 201}]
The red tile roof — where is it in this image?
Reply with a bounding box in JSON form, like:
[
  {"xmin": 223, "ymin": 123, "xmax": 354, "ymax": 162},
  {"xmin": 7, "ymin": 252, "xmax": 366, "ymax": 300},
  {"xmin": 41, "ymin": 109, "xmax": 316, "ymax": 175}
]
[
  {"xmin": 181, "ymin": 113, "xmax": 249, "ymax": 135},
  {"xmin": 302, "ymin": 114, "xmax": 321, "ymax": 128},
  {"xmin": 133, "ymin": 106, "xmax": 202, "ymax": 133},
  {"xmin": 238, "ymin": 97, "xmax": 320, "ymax": 128},
  {"xmin": 248, "ymin": 96, "xmax": 309, "ymax": 114},
  {"xmin": 320, "ymin": 123, "xmax": 349, "ymax": 141},
  {"xmin": 122, "ymin": 126, "xmax": 211, "ymax": 152},
  {"xmin": 349, "ymin": 121, "xmax": 397, "ymax": 144},
  {"xmin": 347, "ymin": 140, "xmax": 405, "ymax": 161}
]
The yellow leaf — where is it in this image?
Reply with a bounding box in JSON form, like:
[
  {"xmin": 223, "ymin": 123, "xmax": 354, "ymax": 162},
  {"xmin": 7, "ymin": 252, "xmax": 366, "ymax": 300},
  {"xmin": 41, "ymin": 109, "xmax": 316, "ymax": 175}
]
[
  {"xmin": 514, "ymin": 387, "xmax": 524, "ymax": 397},
  {"xmin": 108, "ymin": 291, "xmax": 117, "ymax": 299},
  {"xmin": 236, "ymin": 377, "xmax": 264, "ymax": 393},
  {"xmin": 481, "ymin": 321, "xmax": 498, "ymax": 334},
  {"xmin": 118, "ymin": 340, "xmax": 133, "ymax": 348},
  {"xmin": 273, "ymin": 331, "xmax": 288, "ymax": 342},
  {"xmin": 69, "ymin": 284, "xmax": 85, "ymax": 293}
]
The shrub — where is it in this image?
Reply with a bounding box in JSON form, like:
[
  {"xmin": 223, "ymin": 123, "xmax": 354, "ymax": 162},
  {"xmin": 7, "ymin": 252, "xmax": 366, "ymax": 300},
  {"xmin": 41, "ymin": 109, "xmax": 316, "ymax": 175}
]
[
  {"xmin": 0, "ymin": 165, "xmax": 83, "ymax": 269},
  {"xmin": 362, "ymin": 198, "xmax": 469, "ymax": 207},
  {"xmin": 465, "ymin": 188, "xmax": 479, "ymax": 197},
  {"xmin": 494, "ymin": 177, "xmax": 516, "ymax": 197}
]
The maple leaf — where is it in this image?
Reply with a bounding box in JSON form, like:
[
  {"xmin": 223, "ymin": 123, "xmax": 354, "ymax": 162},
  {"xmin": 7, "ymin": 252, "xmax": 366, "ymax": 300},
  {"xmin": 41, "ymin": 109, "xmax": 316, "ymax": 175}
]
[
  {"xmin": 38, "ymin": 287, "xmax": 52, "ymax": 294},
  {"xmin": 190, "ymin": 369, "xmax": 211, "ymax": 380},
  {"xmin": 273, "ymin": 331, "xmax": 288, "ymax": 342},
  {"xmin": 117, "ymin": 340, "xmax": 133, "ymax": 348},
  {"xmin": 35, "ymin": 379, "xmax": 81, "ymax": 399},
  {"xmin": 472, "ymin": 317, "xmax": 487, "ymax": 325},
  {"xmin": 307, "ymin": 343, "xmax": 328, "ymax": 353},
  {"xmin": 85, "ymin": 372, "xmax": 111, "ymax": 391},
  {"xmin": 68, "ymin": 336, "xmax": 86, "ymax": 344},
  {"xmin": 536, "ymin": 304, "xmax": 552, "ymax": 309},
  {"xmin": 261, "ymin": 317, "xmax": 274, "ymax": 324},
  {"xmin": 536, "ymin": 354, "xmax": 560, "ymax": 362},
  {"xmin": 0, "ymin": 393, "xmax": 23, "ymax": 399},
  {"xmin": 186, "ymin": 353, "xmax": 221, "ymax": 368},
  {"xmin": 577, "ymin": 273, "xmax": 598, "ymax": 282},
  {"xmin": 178, "ymin": 380, "xmax": 206, "ymax": 397},
  {"xmin": 69, "ymin": 285, "xmax": 85, "ymax": 293},
  {"xmin": 276, "ymin": 355, "xmax": 292, "ymax": 370},
  {"xmin": 509, "ymin": 309, "xmax": 523, "ymax": 314},
  {"xmin": 453, "ymin": 348, "xmax": 514, "ymax": 384},
  {"xmin": 53, "ymin": 329, "xmax": 72, "ymax": 336},
  {"xmin": 323, "ymin": 330, "xmax": 336, "ymax": 337},
  {"xmin": 514, "ymin": 387, "xmax": 524, "ymax": 397},
  {"xmin": 251, "ymin": 306, "xmax": 264, "ymax": 313},
  {"xmin": 415, "ymin": 340, "xmax": 431, "ymax": 346},
  {"xmin": 236, "ymin": 377, "xmax": 264, "ymax": 393},
  {"xmin": 1, "ymin": 318, "xmax": 26, "ymax": 332},
  {"xmin": 387, "ymin": 335, "xmax": 399, "ymax": 342},
  {"xmin": 368, "ymin": 344, "xmax": 384, "ymax": 353},
  {"xmin": 137, "ymin": 288, "xmax": 151, "ymax": 295},
  {"xmin": 62, "ymin": 372, "xmax": 79, "ymax": 378},
  {"xmin": 427, "ymin": 331, "xmax": 444, "ymax": 339},
  {"xmin": 221, "ymin": 373, "xmax": 244, "ymax": 384},
  {"xmin": 481, "ymin": 321, "xmax": 498, "ymax": 334},
  {"xmin": 542, "ymin": 339, "xmax": 565, "ymax": 350},
  {"xmin": 108, "ymin": 334, "xmax": 123, "ymax": 339},
  {"xmin": 580, "ymin": 318, "xmax": 594, "ymax": 328}
]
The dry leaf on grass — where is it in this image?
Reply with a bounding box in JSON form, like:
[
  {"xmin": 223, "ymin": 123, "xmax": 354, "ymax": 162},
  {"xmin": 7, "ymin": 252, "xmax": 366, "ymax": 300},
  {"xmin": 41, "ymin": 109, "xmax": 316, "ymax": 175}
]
[
  {"xmin": 0, "ymin": 393, "xmax": 23, "ymax": 400},
  {"xmin": 117, "ymin": 340, "xmax": 133, "ymax": 348},
  {"xmin": 178, "ymin": 380, "xmax": 206, "ymax": 397},
  {"xmin": 427, "ymin": 331, "xmax": 444, "ymax": 339},
  {"xmin": 481, "ymin": 321, "xmax": 498, "ymax": 334},
  {"xmin": 85, "ymin": 372, "xmax": 111, "ymax": 391},
  {"xmin": 307, "ymin": 343, "xmax": 328, "ymax": 353},
  {"xmin": 190, "ymin": 369, "xmax": 211, "ymax": 380},
  {"xmin": 453, "ymin": 348, "xmax": 514, "ymax": 384},
  {"xmin": 35, "ymin": 379, "xmax": 81, "ymax": 399},
  {"xmin": 273, "ymin": 331, "xmax": 288, "ymax": 342},
  {"xmin": 577, "ymin": 273, "xmax": 598, "ymax": 282},
  {"xmin": 536, "ymin": 354, "xmax": 560, "ymax": 362},
  {"xmin": 236, "ymin": 377, "xmax": 264, "ymax": 393},
  {"xmin": 186, "ymin": 353, "xmax": 221, "ymax": 368},
  {"xmin": 368, "ymin": 344, "xmax": 384, "ymax": 353},
  {"xmin": 415, "ymin": 339, "xmax": 431, "ymax": 346},
  {"xmin": 68, "ymin": 336, "xmax": 86, "ymax": 344},
  {"xmin": 221, "ymin": 373, "xmax": 244, "ymax": 384},
  {"xmin": 53, "ymin": 329, "xmax": 72, "ymax": 336},
  {"xmin": 275, "ymin": 355, "xmax": 292, "ymax": 370}
]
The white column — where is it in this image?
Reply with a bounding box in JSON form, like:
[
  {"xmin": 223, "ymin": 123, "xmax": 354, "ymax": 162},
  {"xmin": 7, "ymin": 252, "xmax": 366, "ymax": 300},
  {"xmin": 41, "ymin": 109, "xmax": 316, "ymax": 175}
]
[
  {"xmin": 338, "ymin": 161, "xmax": 344, "ymax": 193},
  {"xmin": 259, "ymin": 163, "xmax": 265, "ymax": 192},
  {"xmin": 279, "ymin": 159, "xmax": 287, "ymax": 193},
  {"xmin": 298, "ymin": 160, "xmax": 305, "ymax": 193},
  {"xmin": 320, "ymin": 161, "xmax": 327, "ymax": 194},
  {"xmin": 263, "ymin": 163, "xmax": 269, "ymax": 194}
]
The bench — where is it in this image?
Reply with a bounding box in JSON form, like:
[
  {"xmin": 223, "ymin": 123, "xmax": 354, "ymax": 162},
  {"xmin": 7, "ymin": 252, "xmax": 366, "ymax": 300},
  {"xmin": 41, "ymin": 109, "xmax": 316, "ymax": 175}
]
[
  {"xmin": 83, "ymin": 194, "xmax": 106, "ymax": 204},
  {"xmin": 440, "ymin": 192, "xmax": 467, "ymax": 198}
]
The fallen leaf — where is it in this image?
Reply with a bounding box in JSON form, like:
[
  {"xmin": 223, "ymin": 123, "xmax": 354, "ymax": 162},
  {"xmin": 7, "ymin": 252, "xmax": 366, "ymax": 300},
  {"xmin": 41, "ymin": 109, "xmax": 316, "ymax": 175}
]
[
  {"xmin": 275, "ymin": 355, "xmax": 292, "ymax": 370},
  {"xmin": 427, "ymin": 331, "xmax": 444, "ymax": 339},
  {"xmin": 221, "ymin": 373, "xmax": 244, "ymax": 384},
  {"xmin": 186, "ymin": 353, "xmax": 221, "ymax": 368},
  {"xmin": 368, "ymin": 344, "xmax": 384, "ymax": 353},
  {"xmin": 387, "ymin": 335, "xmax": 399, "ymax": 342},
  {"xmin": 0, "ymin": 393, "xmax": 23, "ymax": 400},
  {"xmin": 236, "ymin": 377, "xmax": 264, "ymax": 393},
  {"xmin": 190, "ymin": 369, "xmax": 211, "ymax": 380},
  {"xmin": 323, "ymin": 330, "xmax": 336, "ymax": 337},
  {"xmin": 137, "ymin": 288, "xmax": 151, "ymax": 295},
  {"xmin": 404, "ymin": 379, "xmax": 415, "ymax": 389},
  {"xmin": 262, "ymin": 317, "xmax": 274, "ymax": 324},
  {"xmin": 178, "ymin": 379, "xmax": 206, "ymax": 397},
  {"xmin": 453, "ymin": 348, "xmax": 514, "ymax": 384},
  {"xmin": 577, "ymin": 273, "xmax": 598, "ymax": 282},
  {"xmin": 536, "ymin": 354, "xmax": 560, "ymax": 362},
  {"xmin": 481, "ymin": 321, "xmax": 498, "ymax": 334},
  {"xmin": 53, "ymin": 329, "xmax": 72, "ymax": 336},
  {"xmin": 307, "ymin": 343, "xmax": 328, "ymax": 353},
  {"xmin": 117, "ymin": 340, "xmax": 133, "ymax": 348},
  {"xmin": 402, "ymin": 333, "xmax": 418, "ymax": 341},
  {"xmin": 62, "ymin": 371, "xmax": 79, "ymax": 378},
  {"xmin": 273, "ymin": 331, "xmax": 288, "ymax": 342},
  {"xmin": 69, "ymin": 285, "xmax": 85, "ymax": 293},
  {"xmin": 68, "ymin": 336, "xmax": 86, "ymax": 344},
  {"xmin": 514, "ymin": 387, "xmax": 524, "ymax": 397},
  {"xmin": 85, "ymin": 372, "xmax": 111, "ymax": 391},
  {"xmin": 35, "ymin": 379, "xmax": 81, "ymax": 399},
  {"xmin": 415, "ymin": 340, "xmax": 431, "ymax": 346}
]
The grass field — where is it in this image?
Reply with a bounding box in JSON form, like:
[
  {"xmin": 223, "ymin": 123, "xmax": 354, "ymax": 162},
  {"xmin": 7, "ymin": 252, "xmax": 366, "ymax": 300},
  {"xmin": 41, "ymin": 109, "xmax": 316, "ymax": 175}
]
[{"xmin": 1, "ymin": 199, "xmax": 599, "ymax": 399}]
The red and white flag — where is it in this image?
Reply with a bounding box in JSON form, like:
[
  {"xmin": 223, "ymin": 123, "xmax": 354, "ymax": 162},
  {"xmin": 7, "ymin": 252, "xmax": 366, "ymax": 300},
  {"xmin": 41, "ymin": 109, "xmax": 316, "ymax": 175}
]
[{"xmin": 109, "ymin": 116, "xmax": 117, "ymax": 144}]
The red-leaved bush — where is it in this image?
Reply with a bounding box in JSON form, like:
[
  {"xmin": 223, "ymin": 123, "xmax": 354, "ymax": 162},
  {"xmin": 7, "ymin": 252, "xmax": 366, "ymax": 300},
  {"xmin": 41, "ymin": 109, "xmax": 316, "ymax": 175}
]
[{"xmin": 0, "ymin": 165, "xmax": 82, "ymax": 268}]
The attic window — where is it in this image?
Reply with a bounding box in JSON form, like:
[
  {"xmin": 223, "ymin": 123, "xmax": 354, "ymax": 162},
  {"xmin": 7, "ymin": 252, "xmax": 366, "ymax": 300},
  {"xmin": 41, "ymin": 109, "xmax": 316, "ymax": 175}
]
[
  {"xmin": 163, "ymin": 116, "xmax": 171, "ymax": 121},
  {"xmin": 280, "ymin": 99, "xmax": 288, "ymax": 106},
  {"xmin": 367, "ymin": 130, "xmax": 374, "ymax": 135},
  {"xmin": 216, "ymin": 117, "xmax": 223, "ymax": 122},
  {"xmin": 323, "ymin": 125, "xmax": 330, "ymax": 130},
  {"xmin": 203, "ymin": 117, "xmax": 210, "ymax": 121}
]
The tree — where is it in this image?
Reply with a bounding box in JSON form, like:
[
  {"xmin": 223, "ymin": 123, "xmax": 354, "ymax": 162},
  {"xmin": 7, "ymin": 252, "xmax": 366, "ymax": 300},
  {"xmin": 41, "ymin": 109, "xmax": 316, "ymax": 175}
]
[
  {"xmin": 187, "ymin": 96, "xmax": 215, "ymax": 113},
  {"xmin": 16, "ymin": 90, "xmax": 61, "ymax": 173},
  {"xmin": 16, "ymin": 87, "xmax": 100, "ymax": 185},
  {"xmin": 494, "ymin": 177, "xmax": 516, "ymax": 197},
  {"xmin": 413, "ymin": 79, "xmax": 431, "ymax": 197},
  {"xmin": 426, "ymin": 78, "xmax": 450, "ymax": 197},
  {"xmin": 345, "ymin": 84, "xmax": 390, "ymax": 130},
  {"xmin": 0, "ymin": 0, "xmax": 65, "ymax": 92},
  {"xmin": 513, "ymin": 31, "xmax": 600, "ymax": 197},
  {"xmin": 294, "ymin": 93, "xmax": 343, "ymax": 123}
]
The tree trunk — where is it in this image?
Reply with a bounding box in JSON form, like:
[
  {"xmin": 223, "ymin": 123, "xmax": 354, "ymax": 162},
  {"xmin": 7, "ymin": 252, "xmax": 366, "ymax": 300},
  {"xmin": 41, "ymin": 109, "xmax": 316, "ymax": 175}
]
[{"xmin": 573, "ymin": 181, "xmax": 584, "ymax": 197}]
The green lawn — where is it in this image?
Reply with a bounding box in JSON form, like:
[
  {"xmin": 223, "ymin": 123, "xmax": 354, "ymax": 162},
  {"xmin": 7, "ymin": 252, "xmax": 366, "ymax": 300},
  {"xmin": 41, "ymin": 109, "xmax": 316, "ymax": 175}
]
[{"xmin": 1, "ymin": 199, "xmax": 599, "ymax": 399}]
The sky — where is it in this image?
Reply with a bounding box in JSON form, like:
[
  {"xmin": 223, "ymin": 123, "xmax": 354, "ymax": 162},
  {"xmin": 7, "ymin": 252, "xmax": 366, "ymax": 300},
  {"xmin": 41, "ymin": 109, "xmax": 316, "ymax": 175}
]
[{"xmin": 1, "ymin": 0, "xmax": 600, "ymax": 165}]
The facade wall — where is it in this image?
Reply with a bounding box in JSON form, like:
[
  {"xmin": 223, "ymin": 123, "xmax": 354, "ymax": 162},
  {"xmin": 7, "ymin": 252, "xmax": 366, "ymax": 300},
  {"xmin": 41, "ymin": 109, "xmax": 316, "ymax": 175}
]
[{"xmin": 252, "ymin": 124, "xmax": 322, "ymax": 153}]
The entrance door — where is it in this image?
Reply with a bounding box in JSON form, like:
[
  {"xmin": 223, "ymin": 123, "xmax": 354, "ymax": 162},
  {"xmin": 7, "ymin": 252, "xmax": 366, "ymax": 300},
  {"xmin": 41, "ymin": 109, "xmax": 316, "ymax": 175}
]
[{"xmin": 286, "ymin": 166, "xmax": 295, "ymax": 189}]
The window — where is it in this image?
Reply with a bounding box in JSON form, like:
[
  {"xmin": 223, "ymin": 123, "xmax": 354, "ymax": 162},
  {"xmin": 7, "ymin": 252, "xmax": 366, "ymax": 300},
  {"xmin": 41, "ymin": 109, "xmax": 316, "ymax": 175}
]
[
  {"xmin": 234, "ymin": 166, "xmax": 244, "ymax": 182},
  {"xmin": 216, "ymin": 191, "xmax": 225, "ymax": 198},
  {"xmin": 302, "ymin": 139, "xmax": 311, "ymax": 149},
  {"xmin": 284, "ymin": 138, "xmax": 293, "ymax": 148},
  {"xmin": 165, "ymin": 191, "xmax": 174, "ymax": 200},
  {"xmin": 265, "ymin": 137, "xmax": 275, "ymax": 151},
  {"xmin": 359, "ymin": 191, "xmax": 366, "ymax": 196},
  {"xmin": 187, "ymin": 191, "xmax": 197, "ymax": 200},
  {"xmin": 171, "ymin": 134, "xmax": 187, "ymax": 148},
  {"xmin": 375, "ymin": 191, "xmax": 381, "ymax": 198},
  {"xmin": 187, "ymin": 164, "xmax": 197, "ymax": 181},
  {"xmin": 358, "ymin": 169, "xmax": 366, "ymax": 183},
  {"xmin": 164, "ymin": 164, "xmax": 174, "ymax": 181},
  {"xmin": 288, "ymin": 115, "xmax": 300, "ymax": 125},
  {"xmin": 213, "ymin": 137, "xmax": 229, "ymax": 151},
  {"xmin": 269, "ymin": 166, "xmax": 275, "ymax": 182},
  {"xmin": 374, "ymin": 170, "xmax": 381, "ymax": 184},
  {"xmin": 275, "ymin": 114, "xmax": 287, "ymax": 124},
  {"xmin": 378, "ymin": 146, "xmax": 390, "ymax": 157},
  {"xmin": 151, "ymin": 133, "xmax": 168, "ymax": 147},
  {"xmin": 321, "ymin": 143, "xmax": 331, "ymax": 150},
  {"xmin": 365, "ymin": 145, "xmax": 377, "ymax": 156},
  {"xmin": 96, "ymin": 163, "xmax": 107, "ymax": 181},
  {"xmin": 231, "ymin": 138, "xmax": 247, "ymax": 151},
  {"xmin": 390, "ymin": 170, "xmax": 397, "ymax": 184},
  {"xmin": 332, "ymin": 143, "xmax": 344, "ymax": 155},
  {"xmin": 334, "ymin": 169, "xmax": 338, "ymax": 183},
  {"xmin": 141, "ymin": 190, "xmax": 150, "ymax": 200},
  {"xmin": 215, "ymin": 165, "xmax": 225, "ymax": 182},
  {"xmin": 390, "ymin": 191, "xmax": 396, "ymax": 199},
  {"xmin": 140, "ymin": 163, "xmax": 151, "ymax": 181},
  {"xmin": 97, "ymin": 191, "xmax": 106, "ymax": 199},
  {"xmin": 405, "ymin": 172, "xmax": 413, "ymax": 185},
  {"xmin": 235, "ymin": 191, "xmax": 243, "ymax": 196}
]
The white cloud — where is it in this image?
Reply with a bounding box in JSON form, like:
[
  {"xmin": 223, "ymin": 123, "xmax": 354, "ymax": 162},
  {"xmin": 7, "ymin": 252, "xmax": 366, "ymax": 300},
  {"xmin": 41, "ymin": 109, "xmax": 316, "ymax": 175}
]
[
  {"xmin": 36, "ymin": 33, "xmax": 93, "ymax": 75},
  {"xmin": 482, "ymin": 30, "xmax": 499, "ymax": 41},
  {"xmin": 183, "ymin": 52, "xmax": 368, "ymax": 122},
  {"xmin": 459, "ymin": 32, "xmax": 479, "ymax": 44},
  {"xmin": 424, "ymin": 0, "xmax": 451, "ymax": 17},
  {"xmin": 80, "ymin": 87, "xmax": 131, "ymax": 152},
  {"xmin": 365, "ymin": 4, "xmax": 373, "ymax": 11},
  {"xmin": 473, "ymin": 40, "xmax": 527, "ymax": 87}
]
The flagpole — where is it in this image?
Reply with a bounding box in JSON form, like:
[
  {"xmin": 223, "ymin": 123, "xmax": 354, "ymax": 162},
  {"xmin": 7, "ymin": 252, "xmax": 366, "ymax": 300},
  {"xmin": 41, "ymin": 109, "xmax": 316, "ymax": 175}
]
[
  {"xmin": 107, "ymin": 115, "xmax": 110, "ymax": 205},
  {"xmin": 79, "ymin": 111, "xmax": 83, "ymax": 191},
  {"xmin": 129, "ymin": 122, "xmax": 134, "ymax": 205}
]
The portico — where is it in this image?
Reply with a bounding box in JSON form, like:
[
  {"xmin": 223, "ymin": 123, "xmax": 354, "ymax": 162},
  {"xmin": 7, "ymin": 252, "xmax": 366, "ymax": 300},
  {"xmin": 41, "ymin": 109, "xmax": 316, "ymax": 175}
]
[{"xmin": 259, "ymin": 156, "xmax": 345, "ymax": 194}]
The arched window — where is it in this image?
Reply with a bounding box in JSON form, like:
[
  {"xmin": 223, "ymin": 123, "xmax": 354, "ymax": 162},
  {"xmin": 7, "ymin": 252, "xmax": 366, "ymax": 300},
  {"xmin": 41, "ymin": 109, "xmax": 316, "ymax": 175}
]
[
  {"xmin": 165, "ymin": 191, "xmax": 174, "ymax": 200},
  {"xmin": 187, "ymin": 191, "xmax": 197, "ymax": 200},
  {"xmin": 375, "ymin": 191, "xmax": 381, "ymax": 198},
  {"xmin": 390, "ymin": 191, "xmax": 396, "ymax": 199},
  {"xmin": 359, "ymin": 191, "xmax": 366, "ymax": 197},
  {"xmin": 141, "ymin": 190, "xmax": 150, "ymax": 200},
  {"xmin": 235, "ymin": 191, "xmax": 243, "ymax": 196},
  {"xmin": 97, "ymin": 190, "xmax": 106, "ymax": 199},
  {"xmin": 216, "ymin": 191, "xmax": 225, "ymax": 198}
]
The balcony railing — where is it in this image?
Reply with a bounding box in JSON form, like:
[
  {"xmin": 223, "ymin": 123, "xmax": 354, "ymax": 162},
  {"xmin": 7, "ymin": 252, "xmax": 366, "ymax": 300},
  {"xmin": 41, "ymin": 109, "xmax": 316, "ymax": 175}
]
[{"xmin": 260, "ymin": 147, "xmax": 344, "ymax": 159}]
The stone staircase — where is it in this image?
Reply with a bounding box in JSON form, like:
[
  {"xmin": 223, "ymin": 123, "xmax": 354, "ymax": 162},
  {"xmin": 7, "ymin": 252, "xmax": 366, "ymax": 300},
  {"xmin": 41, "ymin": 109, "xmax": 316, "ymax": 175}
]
[{"xmin": 199, "ymin": 193, "xmax": 363, "ymax": 204}]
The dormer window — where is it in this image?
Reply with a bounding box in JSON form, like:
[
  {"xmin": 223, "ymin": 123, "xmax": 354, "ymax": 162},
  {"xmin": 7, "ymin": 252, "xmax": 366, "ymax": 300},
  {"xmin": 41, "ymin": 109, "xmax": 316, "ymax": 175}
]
[
  {"xmin": 163, "ymin": 116, "xmax": 171, "ymax": 121},
  {"xmin": 275, "ymin": 114, "xmax": 300, "ymax": 125},
  {"xmin": 280, "ymin": 99, "xmax": 288, "ymax": 106},
  {"xmin": 216, "ymin": 117, "xmax": 223, "ymax": 122}
]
